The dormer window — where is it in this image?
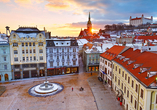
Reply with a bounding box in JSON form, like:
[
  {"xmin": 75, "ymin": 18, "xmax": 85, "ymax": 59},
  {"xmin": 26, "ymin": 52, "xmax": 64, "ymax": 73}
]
[
  {"xmin": 120, "ymin": 56, "xmax": 125, "ymax": 60},
  {"xmin": 123, "ymin": 58, "xmax": 129, "ymax": 62},
  {"xmin": 116, "ymin": 55, "xmax": 121, "ymax": 58},
  {"xmin": 133, "ymin": 64, "xmax": 143, "ymax": 69},
  {"xmin": 140, "ymin": 67, "xmax": 151, "ymax": 73},
  {"xmin": 127, "ymin": 60, "xmax": 135, "ymax": 65}
]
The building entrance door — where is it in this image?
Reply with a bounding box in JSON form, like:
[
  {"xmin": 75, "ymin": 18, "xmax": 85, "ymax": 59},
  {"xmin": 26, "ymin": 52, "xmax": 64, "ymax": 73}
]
[{"xmin": 5, "ymin": 74, "xmax": 9, "ymax": 81}]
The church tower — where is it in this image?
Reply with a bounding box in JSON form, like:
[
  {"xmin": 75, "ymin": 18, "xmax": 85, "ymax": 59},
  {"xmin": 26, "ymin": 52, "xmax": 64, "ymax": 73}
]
[{"xmin": 87, "ymin": 12, "xmax": 92, "ymax": 32}]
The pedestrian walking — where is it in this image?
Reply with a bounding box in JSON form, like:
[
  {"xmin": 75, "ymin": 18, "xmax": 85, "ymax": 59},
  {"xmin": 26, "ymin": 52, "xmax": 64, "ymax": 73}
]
[{"xmin": 72, "ymin": 87, "xmax": 73, "ymax": 91}]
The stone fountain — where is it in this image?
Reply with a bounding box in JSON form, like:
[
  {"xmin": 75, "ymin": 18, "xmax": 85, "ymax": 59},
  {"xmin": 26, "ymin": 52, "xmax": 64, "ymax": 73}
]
[{"xmin": 28, "ymin": 68, "xmax": 64, "ymax": 97}]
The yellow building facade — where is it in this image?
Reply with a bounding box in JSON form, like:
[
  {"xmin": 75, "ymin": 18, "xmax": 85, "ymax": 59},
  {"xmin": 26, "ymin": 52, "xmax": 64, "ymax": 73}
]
[
  {"xmin": 9, "ymin": 27, "xmax": 46, "ymax": 79},
  {"xmin": 112, "ymin": 48, "xmax": 157, "ymax": 110}
]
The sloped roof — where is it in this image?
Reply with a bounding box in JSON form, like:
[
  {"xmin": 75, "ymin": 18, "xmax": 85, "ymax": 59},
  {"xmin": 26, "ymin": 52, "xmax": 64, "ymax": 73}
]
[
  {"xmin": 83, "ymin": 42, "xmax": 93, "ymax": 49},
  {"xmin": 113, "ymin": 48, "xmax": 157, "ymax": 87},
  {"xmin": 100, "ymin": 45, "xmax": 126, "ymax": 61},
  {"xmin": 134, "ymin": 35, "xmax": 157, "ymax": 41}
]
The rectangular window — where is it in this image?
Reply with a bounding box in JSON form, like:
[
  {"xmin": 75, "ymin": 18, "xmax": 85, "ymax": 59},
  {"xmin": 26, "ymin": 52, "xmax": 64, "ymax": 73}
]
[
  {"xmin": 116, "ymin": 66, "xmax": 117, "ymax": 71},
  {"xmin": 57, "ymin": 56, "xmax": 59, "ymax": 59},
  {"xmin": 26, "ymin": 57, "xmax": 29, "ymax": 61},
  {"xmin": 156, "ymin": 95, "xmax": 157, "ymax": 104},
  {"xmin": 73, "ymin": 55, "xmax": 76, "ymax": 58},
  {"xmin": 34, "ymin": 56, "xmax": 36, "ymax": 61},
  {"xmin": 23, "ymin": 57, "xmax": 25, "ymax": 61},
  {"xmin": 33, "ymin": 49, "xmax": 36, "ymax": 53},
  {"xmin": 30, "ymin": 49, "xmax": 32, "ymax": 53},
  {"xmin": 13, "ymin": 43, "xmax": 18, "ymax": 47},
  {"xmin": 122, "ymin": 71, "xmax": 124, "ymax": 77},
  {"xmin": 4, "ymin": 57, "xmax": 6, "ymax": 61},
  {"xmin": 14, "ymin": 57, "xmax": 18, "ymax": 61},
  {"xmin": 30, "ymin": 57, "xmax": 32, "ymax": 61},
  {"xmin": 105, "ymin": 61, "xmax": 107, "ymax": 65},
  {"xmin": 62, "ymin": 62, "xmax": 64, "ymax": 66},
  {"xmin": 140, "ymin": 89, "xmax": 143, "ymax": 99},
  {"xmin": 29, "ymin": 42, "xmax": 31, "ymax": 46},
  {"xmin": 39, "ymin": 42, "xmax": 43, "ymax": 46},
  {"xmin": 131, "ymin": 95, "xmax": 133, "ymax": 103},
  {"xmin": 62, "ymin": 55, "xmax": 64, "ymax": 59},
  {"xmin": 33, "ymin": 42, "xmax": 35, "ymax": 46},
  {"xmin": 127, "ymin": 90, "xmax": 129, "ymax": 98},
  {"xmin": 67, "ymin": 48, "xmax": 69, "ymax": 52},
  {"xmin": 124, "ymin": 87, "xmax": 126, "ymax": 93},
  {"xmin": 25, "ymin": 43, "xmax": 28, "ymax": 46},
  {"xmin": 57, "ymin": 62, "xmax": 59, "ymax": 66},
  {"xmin": 134, "ymin": 100, "xmax": 137, "ymax": 109},
  {"xmin": 118, "ymin": 79, "xmax": 120, "ymax": 85},
  {"xmin": 115, "ymin": 76, "xmax": 117, "ymax": 82},
  {"xmin": 119, "ymin": 68, "xmax": 121, "ymax": 74},
  {"xmin": 132, "ymin": 80, "xmax": 134, "ymax": 88},
  {"xmin": 14, "ymin": 50, "xmax": 18, "ymax": 54},
  {"xmin": 3, "ymin": 50, "xmax": 6, "ymax": 54},
  {"xmin": 22, "ymin": 43, "xmax": 24, "ymax": 46},
  {"xmin": 136, "ymin": 84, "xmax": 138, "ymax": 93},
  {"xmin": 50, "ymin": 62, "xmax": 53, "ymax": 67},
  {"xmin": 26, "ymin": 50, "xmax": 28, "ymax": 53},
  {"xmin": 39, "ymin": 49, "xmax": 43, "ymax": 53},
  {"xmin": 121, "ymin": 83, "xmax": 123, "ymax": 90},
  {"xmin": 4, "ymin": 65, "xmax": 7, "ymax": 69},
  {"xmin": 73, "ymin": 61, "xmax": 76, "ymax": 65},
  {"xmin": 22, "ymin": 50, "xmax": 24, "ymax": 54},
  {"xmin": 128, "ymin": 77, "xmax": 130, "ymax": 84},
  {"xmin": 125, "ymin": 74, "xmax": 127, "ymax": 80},
  {"xmin": 40, "ymin": 56, "xmax": 43, "ymax": 60}
]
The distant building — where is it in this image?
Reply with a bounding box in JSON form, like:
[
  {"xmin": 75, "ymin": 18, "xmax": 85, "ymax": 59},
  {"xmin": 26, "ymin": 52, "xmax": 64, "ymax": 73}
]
[
  {"xmin": 0, "ymin": 36, "xmax": 12, "ymax": 82},
  {"xmin": 46, "ymin": 38, "xmax": 79, "ymax": 75},
  {"xmin": 83, "ymin": 42, "xmax": 103, "ymax": 72},
  {"xmin": 130, "ymin": 14, "xmax": 153, "ymax": 26},
  {"xmin": 77, "ymin": 39, "xmax": 88, "ymax": 56},
  {"xmin": 9, "ymin": 27, "xmax": 46, "ymax": 79},
  {"xmin": 78, "ymin": 12, "xmax": 92, "ymax": 38}
]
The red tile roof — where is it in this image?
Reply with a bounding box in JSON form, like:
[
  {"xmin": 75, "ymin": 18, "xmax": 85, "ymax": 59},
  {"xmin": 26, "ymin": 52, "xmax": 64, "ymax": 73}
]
[
  {"xmin": 113, "ymin": 48, "xmax": 157, "ymax": 87},
  {"xmin": 83, "ymin": 42, "xmax": 93, "ymax": 49},
  {"xmin": 134, "ymin": 36, "xmax": 157, "ymax": 41},
  {"xmin": 100, "ymin": 45, "xmax": 126, "ymax": 61}
]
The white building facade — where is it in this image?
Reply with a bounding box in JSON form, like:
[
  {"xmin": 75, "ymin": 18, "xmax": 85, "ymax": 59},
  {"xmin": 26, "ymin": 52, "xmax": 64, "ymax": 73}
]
[
  {"xmin": 9, "ymin": 27, "xmax": 46, "ymax": 79},
  {"xmin": 130, "ymin": 14, "xmax": 153, "ymax": 26},
  {"xmin": 46, "ymin": 38, "xmax": 79, "ymax": 75}
]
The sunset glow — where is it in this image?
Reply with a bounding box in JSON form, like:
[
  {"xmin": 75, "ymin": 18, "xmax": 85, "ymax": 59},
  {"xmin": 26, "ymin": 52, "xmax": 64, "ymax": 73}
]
[{"xmin": 0, "ymin": 0, "xmax": 157, "ymax": 36}]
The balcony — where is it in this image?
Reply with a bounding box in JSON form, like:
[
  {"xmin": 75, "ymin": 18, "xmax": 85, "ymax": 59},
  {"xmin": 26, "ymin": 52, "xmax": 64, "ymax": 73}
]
[
  {"xmin": 49, "ymin": 59, "xmax": 54, "ymax": 62},
  {"xmin": 72, "ymin": 58, "xmax": 77, "ymax": 61}
]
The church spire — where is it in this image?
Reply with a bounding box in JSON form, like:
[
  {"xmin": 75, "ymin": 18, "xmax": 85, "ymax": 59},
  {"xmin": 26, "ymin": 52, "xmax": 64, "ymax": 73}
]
[
  {"xmin": 89, "ymin": 12, "xmax": 90, "ymax": 21},
  {"xmin": 87, "ymin": 12, "xmax": 92, "ymax": 32}
]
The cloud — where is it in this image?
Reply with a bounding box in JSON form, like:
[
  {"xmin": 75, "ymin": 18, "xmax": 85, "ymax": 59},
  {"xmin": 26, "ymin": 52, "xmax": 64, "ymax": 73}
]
[
  {"xmin": 14, "ymin": 0, "xmax": 32, "ymax": 4},
  {"xmin": 0, "ymin": 0, "xmax": 10, "ymax": 2}
]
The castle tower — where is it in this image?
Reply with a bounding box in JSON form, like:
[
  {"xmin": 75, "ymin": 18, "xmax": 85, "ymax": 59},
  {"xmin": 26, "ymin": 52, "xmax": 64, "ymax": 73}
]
[{"xmin": 87, "ymin": 12, "xmax": 92, "ymax": 32}]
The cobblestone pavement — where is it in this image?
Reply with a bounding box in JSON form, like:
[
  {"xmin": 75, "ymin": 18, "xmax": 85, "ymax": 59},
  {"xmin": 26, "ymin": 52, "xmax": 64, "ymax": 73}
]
[
  {"xmin": 0, "ymin": 73, "xmax": 98, "ymax": 110},
  {"xmin": 88, "ymin": 76, "xmax": 125, "ymax": 110}
]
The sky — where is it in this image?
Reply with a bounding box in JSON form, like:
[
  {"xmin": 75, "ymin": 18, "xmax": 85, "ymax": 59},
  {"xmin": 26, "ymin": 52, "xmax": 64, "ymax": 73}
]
[{"xmin": 0, "ymin": 0, "xmax": 157, "ymax": 36}]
